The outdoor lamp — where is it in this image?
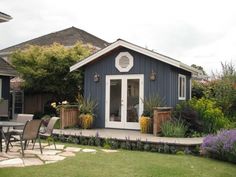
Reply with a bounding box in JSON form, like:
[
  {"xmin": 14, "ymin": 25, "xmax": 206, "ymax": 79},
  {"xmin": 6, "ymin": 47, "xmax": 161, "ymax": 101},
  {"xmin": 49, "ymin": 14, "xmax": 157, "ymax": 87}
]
[
  {"xmin": 94, "ymin": 73, "xmax": 100, "ymax": 82},
  {"xmin": 150, "ymin": 70, "xmax": 156, "ymax": 81}
]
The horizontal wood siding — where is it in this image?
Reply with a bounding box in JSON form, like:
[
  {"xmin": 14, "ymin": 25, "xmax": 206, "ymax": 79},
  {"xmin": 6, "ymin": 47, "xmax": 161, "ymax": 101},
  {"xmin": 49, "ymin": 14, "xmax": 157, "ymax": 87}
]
[{"xmin": 84, "ymin": 47, "xmax": 191, "ymax": 128}]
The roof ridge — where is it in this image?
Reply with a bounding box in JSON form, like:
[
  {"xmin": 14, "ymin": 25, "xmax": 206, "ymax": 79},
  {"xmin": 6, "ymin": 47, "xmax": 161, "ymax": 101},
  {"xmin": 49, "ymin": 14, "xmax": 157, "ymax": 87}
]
[{"xmin": 0, "ymin": 27, "xmax": 109, "ymax": 53}]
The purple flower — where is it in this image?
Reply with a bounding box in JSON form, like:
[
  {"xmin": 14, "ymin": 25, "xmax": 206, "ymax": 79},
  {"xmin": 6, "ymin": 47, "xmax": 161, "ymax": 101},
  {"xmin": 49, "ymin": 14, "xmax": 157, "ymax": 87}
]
[{"xmin": 201, "ymin": 129, "xmax": 236, "ymax": 163}]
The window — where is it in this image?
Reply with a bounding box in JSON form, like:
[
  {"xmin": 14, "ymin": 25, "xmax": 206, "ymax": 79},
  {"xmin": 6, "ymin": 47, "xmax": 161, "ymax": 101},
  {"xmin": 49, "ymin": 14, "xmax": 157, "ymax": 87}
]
[
  {"xmin": 178, "ymin": 74, "xmax": 186, "ymax": 100},
  {"xmin": 0, "ymin": 78, "xmax": 2, "ymax": 99},
  {"xmin": 115, "ymin": 52, "xmax": 134, "ymax": 72}
]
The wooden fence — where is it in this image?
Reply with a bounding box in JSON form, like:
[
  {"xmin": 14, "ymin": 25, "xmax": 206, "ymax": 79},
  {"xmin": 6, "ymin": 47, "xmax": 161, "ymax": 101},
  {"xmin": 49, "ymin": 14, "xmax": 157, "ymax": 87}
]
[{"xmin": 60, "ymin": 106, "xmax": 79, "ymax": 129}]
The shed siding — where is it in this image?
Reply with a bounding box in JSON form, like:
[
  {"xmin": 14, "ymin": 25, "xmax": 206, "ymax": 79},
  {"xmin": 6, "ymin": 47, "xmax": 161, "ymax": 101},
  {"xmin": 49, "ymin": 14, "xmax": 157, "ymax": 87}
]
[{"xmin": 84, "ymin": 47, "xmax": 191, "ymax": 128}]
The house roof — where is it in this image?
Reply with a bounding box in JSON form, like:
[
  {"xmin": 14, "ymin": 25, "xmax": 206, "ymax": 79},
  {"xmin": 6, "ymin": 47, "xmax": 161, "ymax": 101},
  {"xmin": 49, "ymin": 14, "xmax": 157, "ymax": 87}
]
[
  {"xmin": 0, "ymin": 27, "xmax": 109, "ymax": 55},
  {"xmin": 70, "ymin": 39, "xmax": 200, "ymax": 75},
  {"xmin": 0, "ymin": 12, "xmax": 12, "ymax": 23},
  {"xmin": 0, "ymin": 57, "xmax": 17, "ymax": 77}
]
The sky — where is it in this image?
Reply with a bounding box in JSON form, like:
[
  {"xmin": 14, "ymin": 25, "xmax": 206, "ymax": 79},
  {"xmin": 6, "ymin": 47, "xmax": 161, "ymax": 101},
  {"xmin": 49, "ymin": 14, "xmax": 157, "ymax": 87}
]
[{"xmin": 1, "ymin": 0, "xmax": 236, "ymax": 75}]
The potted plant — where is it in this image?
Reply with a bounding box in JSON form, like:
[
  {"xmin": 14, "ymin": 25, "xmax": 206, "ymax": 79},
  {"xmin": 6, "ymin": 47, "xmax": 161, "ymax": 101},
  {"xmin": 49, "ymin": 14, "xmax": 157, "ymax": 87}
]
[
  {"xmin": 77, "ymin": 95, "xmax": 97, "ymax": 129},
  {"xmin": 140, "ymin": 111, "xmax": 151, "ymax": 133},
  {"xmin": 140, "ymin": 95, "xmax": 165, "ymax": 133}
]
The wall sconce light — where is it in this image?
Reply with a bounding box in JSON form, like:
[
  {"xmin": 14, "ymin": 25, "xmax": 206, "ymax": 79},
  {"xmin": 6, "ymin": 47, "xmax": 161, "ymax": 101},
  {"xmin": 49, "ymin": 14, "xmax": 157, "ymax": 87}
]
[
  {"xmin": 94, "ymin": 72, "xmax": 100, "ymax": 82},
  {"xmin": 149, "ymin": 70, "xmax": 156, "ymax": 81}
]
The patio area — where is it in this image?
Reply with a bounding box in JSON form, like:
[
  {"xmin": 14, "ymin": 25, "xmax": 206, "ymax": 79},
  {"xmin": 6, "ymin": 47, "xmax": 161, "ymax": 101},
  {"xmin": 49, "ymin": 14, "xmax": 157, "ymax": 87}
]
[
  {"xmin": 0, "ymin": 142, "xmax": 83, "ymax": 168},
  {"xmin": 53, "ymin": 128, "xmax": 203, "ymax": 146}
]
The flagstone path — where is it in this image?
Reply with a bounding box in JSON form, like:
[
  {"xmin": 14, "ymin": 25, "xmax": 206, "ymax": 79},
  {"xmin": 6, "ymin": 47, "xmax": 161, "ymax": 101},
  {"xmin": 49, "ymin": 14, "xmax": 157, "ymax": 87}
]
[{"xmin": 0, "ymin": 142, "xmax": 118, "ymax": 168}]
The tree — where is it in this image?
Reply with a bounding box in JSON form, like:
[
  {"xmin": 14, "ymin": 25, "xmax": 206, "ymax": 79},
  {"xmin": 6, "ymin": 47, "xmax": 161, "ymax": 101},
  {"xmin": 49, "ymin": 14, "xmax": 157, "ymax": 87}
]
[
  {"xmin": 191, "ymin": 64, "xmax": 207, "ymax": 75},
  {"xmin": 11, "ymin": 42, "xmax": 93, "ymax": 102}
]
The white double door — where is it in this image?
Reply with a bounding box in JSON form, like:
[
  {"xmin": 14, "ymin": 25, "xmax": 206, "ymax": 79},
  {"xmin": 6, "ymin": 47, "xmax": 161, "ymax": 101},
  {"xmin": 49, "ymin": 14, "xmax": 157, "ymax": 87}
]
[{"xmin": 105, "ymin": 74, "xmax": 144, "ymax": 129}]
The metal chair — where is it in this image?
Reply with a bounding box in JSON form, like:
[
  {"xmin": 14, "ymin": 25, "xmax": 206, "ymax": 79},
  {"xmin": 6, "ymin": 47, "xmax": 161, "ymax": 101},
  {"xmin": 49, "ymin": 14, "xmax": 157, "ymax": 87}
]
[
  {"xmin": 40, "ymin": 117, "xmax": 60, "ymax": 149},
  {"xmin": 6, "ymin": 119, "xmax": 43, "ymax": 156}
]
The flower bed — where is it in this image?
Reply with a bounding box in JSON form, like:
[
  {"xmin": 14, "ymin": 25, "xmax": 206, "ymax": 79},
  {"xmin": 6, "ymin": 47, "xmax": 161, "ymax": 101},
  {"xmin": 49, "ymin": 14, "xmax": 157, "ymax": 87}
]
[{"xmin": 201, "ymin": 129, "xmax": 236, "ymax": 163}]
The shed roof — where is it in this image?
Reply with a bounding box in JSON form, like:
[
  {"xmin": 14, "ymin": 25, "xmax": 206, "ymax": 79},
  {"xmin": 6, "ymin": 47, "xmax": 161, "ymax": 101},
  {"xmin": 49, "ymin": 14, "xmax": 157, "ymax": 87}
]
[
  {"xmin": 0, "ymin": 27, "xmax": 109, "ymax": 54},
  {"xmin": 70, "ymin": 39, "xmax": 200, "ymax": 75},
  {"xmin": 0, "ymin": 57, "xmax": 17, "ymax": 77}
]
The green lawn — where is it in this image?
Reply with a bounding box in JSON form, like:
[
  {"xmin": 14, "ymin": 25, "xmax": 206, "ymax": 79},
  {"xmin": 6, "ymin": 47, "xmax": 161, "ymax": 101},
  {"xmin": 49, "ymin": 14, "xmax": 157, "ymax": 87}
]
[{"xmin": 0, "ymin": 144, "xmax": 235, "ymax": 177}]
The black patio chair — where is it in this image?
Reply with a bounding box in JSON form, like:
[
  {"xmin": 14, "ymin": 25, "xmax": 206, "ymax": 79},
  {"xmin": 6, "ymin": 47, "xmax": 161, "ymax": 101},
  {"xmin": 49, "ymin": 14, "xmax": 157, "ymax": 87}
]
[{"xmin": 6, "ymin": 119, "xmax": 43, "ymax": 156}]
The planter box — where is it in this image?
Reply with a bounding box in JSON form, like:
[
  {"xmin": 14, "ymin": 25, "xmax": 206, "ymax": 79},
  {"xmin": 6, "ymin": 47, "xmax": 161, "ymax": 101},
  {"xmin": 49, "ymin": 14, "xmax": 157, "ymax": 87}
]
[
  {"xmin": 60, "ymin": 106, "xmax": 79, "ymax": 129},
  {"xmin": 153, "ymin": 107, "xmax": 172, "ymax": 136}
]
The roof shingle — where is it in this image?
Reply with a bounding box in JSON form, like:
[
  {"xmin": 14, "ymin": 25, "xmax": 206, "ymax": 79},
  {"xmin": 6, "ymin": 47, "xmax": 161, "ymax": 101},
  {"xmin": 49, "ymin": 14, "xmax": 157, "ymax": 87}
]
[
  {"xmin": 0, "ymin": 27, "xmax": 109, "ymax": 54},
  {"xmin": 0, "ymin": 57, "xmax": 17, "ymax": 76}
]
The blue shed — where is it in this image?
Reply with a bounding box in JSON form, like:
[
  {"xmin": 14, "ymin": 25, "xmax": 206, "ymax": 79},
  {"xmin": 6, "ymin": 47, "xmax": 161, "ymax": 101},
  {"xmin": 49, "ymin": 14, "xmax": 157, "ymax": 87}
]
[{"xmin": 70, "ymin": 39, "xmax": 199, "ymax": 130}]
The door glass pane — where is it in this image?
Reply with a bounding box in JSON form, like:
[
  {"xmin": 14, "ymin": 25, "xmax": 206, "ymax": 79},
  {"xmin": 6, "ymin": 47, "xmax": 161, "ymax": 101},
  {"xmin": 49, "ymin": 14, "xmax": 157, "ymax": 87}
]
[
  {"xmin": 110, "ymin": 79, "xmax": 121, "ymax": 122},
  {"xmin": 127, "ymin": 79, "xmax": 139, "ymax": 122}
]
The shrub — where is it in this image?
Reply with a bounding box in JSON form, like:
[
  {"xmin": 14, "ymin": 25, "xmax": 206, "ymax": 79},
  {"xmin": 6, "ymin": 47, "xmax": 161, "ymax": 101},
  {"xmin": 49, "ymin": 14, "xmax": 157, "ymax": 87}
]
[
  {"xmin": 191, "ymin": 98, "xmax": 230, "ymax": 133},
  {"xmin": 161, "ymin": 119, "xmax": 188, "ymax": 137},
  {"xmin": 103, "ymin": 139, "xmax": 111, "ymax": 149},
  {"xmin": 201, "ymin": 129, "xmax": 236, "ymax": 163},
  {"xmin": 175, "ymin": 98, "xmax": 230, "ymax": 134}
]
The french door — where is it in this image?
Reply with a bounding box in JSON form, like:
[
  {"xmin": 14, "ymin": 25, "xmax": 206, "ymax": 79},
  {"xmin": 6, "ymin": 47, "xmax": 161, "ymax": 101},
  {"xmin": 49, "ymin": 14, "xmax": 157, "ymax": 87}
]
[{"xmin": 105, "ymin": 74, "xmax": 144, "ymax": 129}]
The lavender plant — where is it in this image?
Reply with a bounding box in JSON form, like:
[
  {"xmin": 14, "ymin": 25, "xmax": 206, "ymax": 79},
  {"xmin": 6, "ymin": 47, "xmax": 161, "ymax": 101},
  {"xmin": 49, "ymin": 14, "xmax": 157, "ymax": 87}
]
[{"xmin": 201, "ymin": 129, "xmax": 236, "ymax": 163}]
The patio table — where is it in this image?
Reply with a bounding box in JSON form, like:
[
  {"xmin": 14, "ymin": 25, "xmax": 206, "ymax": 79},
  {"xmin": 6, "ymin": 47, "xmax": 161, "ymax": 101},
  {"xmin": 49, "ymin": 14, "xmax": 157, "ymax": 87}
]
[{"xmin": 0, "ymin": 121, "xmax": 25, "ymax": 152}]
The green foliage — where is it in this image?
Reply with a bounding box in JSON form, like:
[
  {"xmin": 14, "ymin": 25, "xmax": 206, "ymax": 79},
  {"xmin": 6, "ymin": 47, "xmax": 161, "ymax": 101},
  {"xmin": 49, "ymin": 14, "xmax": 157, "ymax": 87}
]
[
  {"xmin": 204, "ymin": 79, "xmax": 236, "ymax": 119},
  {"xmin": 103, "ymin": 139, "xmax": 111, "ymax": 149},
  {"xmin": 192, "ymin": 98, "xmax": 230, "ymax": 133},
  {"xmin": 176, "ymin": 98, "xmax": 230, "ymax": 134},
  {"xmin": 191, "ymin": 64, "xmax": 207, "ymax": 75},
  {"xmin": 192, "ymin": 80, "xmax": 206, "ymax": 99},
  {"xmin": 142, "ymin": 94, "xmax": 166, "ymax": 118},
  {"xmin": 77, "ymin": 95, "xmax": 97, "ymax": 115},
  {"xmin": 11, "ymin": 42, "xmax": 92, "ymax": 101},
  {"xmin": 161, "ymin": 119, "xmax": 188, "ymax": 137}
]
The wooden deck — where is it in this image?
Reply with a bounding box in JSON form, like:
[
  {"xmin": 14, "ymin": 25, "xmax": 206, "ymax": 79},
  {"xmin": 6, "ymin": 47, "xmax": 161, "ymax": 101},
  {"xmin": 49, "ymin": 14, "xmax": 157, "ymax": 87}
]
[{"xmin": 53, "ymin": 129, "xmax": 203, "ymax": 146}]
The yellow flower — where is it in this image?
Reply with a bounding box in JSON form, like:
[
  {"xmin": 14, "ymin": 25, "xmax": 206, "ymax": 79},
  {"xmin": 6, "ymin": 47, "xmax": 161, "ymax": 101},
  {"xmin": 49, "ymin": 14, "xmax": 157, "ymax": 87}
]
[
  {"xmin": 51, "ymin": 102, "xmax": 56, "ymax": 108},
  {"xmin": 62, "ymin": 100, "xmax": 68, "ymax": 105}
]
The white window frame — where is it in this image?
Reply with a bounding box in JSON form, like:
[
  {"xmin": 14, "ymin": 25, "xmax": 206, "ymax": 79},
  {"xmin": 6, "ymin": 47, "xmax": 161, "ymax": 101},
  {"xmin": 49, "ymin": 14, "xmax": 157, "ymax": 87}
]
[
  {"xmin": 0, "ymin": 78, "xmax": 2, "ymax": 99},
  {"xmin": 178, "ymin": 74, "xmax": 186, "ymax": 100},
  {"xmin": 115, "ymin": 52, "xmax": 134, "ymax": 72}
]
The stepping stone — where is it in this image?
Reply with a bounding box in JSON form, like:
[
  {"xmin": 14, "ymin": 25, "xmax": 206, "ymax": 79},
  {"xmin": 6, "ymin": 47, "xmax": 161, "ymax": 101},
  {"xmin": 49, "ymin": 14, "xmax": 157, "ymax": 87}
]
[
  {"xmin": 27, "ymin": 143, "xmax": 49, "ymax": 149},
  {"xmin": 24, "ymin": 149, "xmax": 61, "ymax": 155},
  {"xmin": 101, "ymin": 149, "xmax": 119, "ymax": 153},
  {"xmin": 38, "ymin": 154, "xmax": 65, "ymax": 161},
  {"xmin": 0, "ymin": 156, "xmax": 7, "ymax": 161},
  {"xmin": 0, "ymin": 152, "xmax": 22, "ymax": 158},
  {"xmin": 9, "ymin": 146, "xmax": 21, "ymax": 152},
  {"xmin": 44, "ymin": 144, "xmax": 65, "ymax": 150},
  {"xmin": 59, "ymin": 151, "xmax": 75, "ymax": 157},
  {"xmin": 23, "ymin": 158, "xmax": 44, "ymax": 166},
  {"xmin": 82, "ymin": 149, "xmax": 97, "ymax": 153},
  {"xmin": 45, "ymin": 161, "xmax": 57, "ymax": 164},
  {"xmin": 0, "ymin": 158, "xmax": 24, "ymax": 168},
  {"xmin": 65, "ymin": 147, "xmax": 81, "ymax": 152}
]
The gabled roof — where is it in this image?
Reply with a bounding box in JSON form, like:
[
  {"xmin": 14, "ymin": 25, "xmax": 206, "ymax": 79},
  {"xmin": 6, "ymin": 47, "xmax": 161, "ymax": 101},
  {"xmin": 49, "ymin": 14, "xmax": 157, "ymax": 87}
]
[
  {"xmin": 0, "ymin": 27, "xmax": 109, "ymax": 55},
  {"xmin": 0, "ymin": 57, "xmax": 17, "ymax": 77},
  {"xmin": 70, "ymin": 39, "xmax": 200, "ymax": 75},
  {"xmin": 0, "ymin": 12, "xmax": 12, "ymax": 23}
]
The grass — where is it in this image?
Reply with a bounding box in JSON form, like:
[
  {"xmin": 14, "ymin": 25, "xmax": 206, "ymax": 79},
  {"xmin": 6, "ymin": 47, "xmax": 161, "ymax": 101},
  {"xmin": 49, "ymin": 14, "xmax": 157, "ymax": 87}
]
[{"xmin": 0, "ymin": 144, "xmax": 235, "ymax": 177}]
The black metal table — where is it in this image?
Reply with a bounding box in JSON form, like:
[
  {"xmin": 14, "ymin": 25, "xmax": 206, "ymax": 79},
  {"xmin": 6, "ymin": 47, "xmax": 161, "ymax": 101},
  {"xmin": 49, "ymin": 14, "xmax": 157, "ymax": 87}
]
[{"xmin": 0, "ymin": 121, "xmax": 25, "ymax": 152}]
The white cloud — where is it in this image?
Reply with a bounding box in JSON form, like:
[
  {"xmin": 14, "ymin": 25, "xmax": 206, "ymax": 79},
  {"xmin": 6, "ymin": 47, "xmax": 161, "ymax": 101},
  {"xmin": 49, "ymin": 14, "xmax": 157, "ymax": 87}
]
[{"xmin": 0, "ymin": 0, "xmax": 236, "ymax": 74}]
